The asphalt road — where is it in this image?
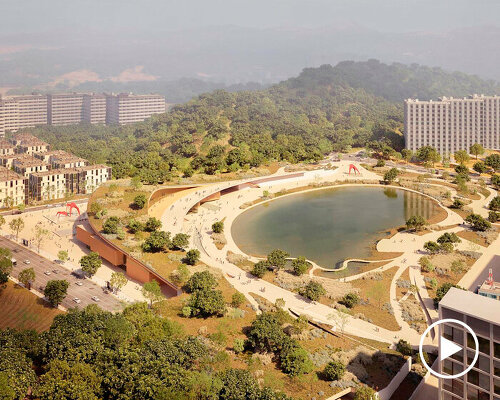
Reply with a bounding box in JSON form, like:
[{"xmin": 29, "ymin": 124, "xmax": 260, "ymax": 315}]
[{"xmin": 0, "ymin": 236, "xmax": 123, "ymax": 312}]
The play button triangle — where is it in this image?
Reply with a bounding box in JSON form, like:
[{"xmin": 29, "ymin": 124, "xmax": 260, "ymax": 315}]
[{"xmin": 440, "ymin": 336, "xmax": 462, "ymax": 361}]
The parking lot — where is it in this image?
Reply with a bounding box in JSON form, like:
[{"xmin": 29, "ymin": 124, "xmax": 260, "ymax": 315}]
[{"xmin": 1, "ymin": 236, "xmax": 123, "ymax": 312}]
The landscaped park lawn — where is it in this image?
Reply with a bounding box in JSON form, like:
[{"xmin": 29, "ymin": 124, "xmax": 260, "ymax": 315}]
[
  {"xmin": 349, "ymin": 266, "xmax": 401, "ymax": 331},
  {"xmin": 0, "ymin": 281, "xmax": 62, "ymax": 331}
]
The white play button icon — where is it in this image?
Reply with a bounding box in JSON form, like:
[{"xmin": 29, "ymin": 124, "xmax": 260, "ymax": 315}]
[
  {"xmin": 439, "ymin": 336, "xmax": 462, "ymax": 361},
  {"xmin": 419, "ymin": 318, "xmax": 479, "ymax": 379}
]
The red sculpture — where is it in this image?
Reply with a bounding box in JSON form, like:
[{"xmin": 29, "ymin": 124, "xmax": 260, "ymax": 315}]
[
  {"xmin": 348, "ymin": 164, "xmax": 360, "ymax": 175},
  {"xmin": 66, "ymin": 202, "xmax": 81, "ymax": 216},
  {"xmin": 56, "ymin": 211, "xmax": 69, "ymax": 217}
]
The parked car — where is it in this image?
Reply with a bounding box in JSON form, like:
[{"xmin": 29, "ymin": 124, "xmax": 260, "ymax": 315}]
[
  {"xmin": 75, "ymin": 281, "xmax": 83, "ymax": 286},
  {"xmin": 23, "ymin": 260, "xmax": 30, "ymax": 265},
  {"xmin": 44, "ymin": 271, "xmax": 51, "ymax": 276},
  {"xmin": 73, "ymin": 298, "xmax": 81, "ymax": 304},
  {"xmin": 91, "ymin": 296, "xmax": 100, "ymax": 302}
]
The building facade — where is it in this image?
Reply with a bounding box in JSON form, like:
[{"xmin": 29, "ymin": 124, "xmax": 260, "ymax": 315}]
[
  {"xmin": 12, "ymin": 156, "xmax": 49, "ymax": 177},
  {"xmin": 438, "ymin": 288, "xmax": 500, "ymax": 400},
  {"xmin": 0, "ymin": 95, "xmax": 48, "ymax": 135},
  {"xmin": 404, "ymin": 95, "xmax": 500, "ymax": 155},
  {"xmin": 47, "ymin": 93, "xmax": 84, "ymax": 126},
  {"xmin": 82, "ymin": 93, "xmax": 107, "ymax": 124},
  {"xmin": 0, "ymin": 167, "xmax": 28, "ymax": 207},
  {"xmin": 106, "ymin": 93, "xmax": 165, "ymax": 125}
]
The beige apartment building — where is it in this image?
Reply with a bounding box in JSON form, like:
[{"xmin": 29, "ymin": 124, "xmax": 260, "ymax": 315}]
[
  {"xmin": 404, "ymin": 95, "xmax": 500, "ymax": 155},
  {"xmin": 82, "ymin": 93, "xmax": 107, "ymax": 124},
  {"xmin": 29, "ymin": 164, "xmax": 111, "ymax": 201},
  {"xmin": 47, "ymin": 93, "xmax": 85, "ymax": 126},
  {"xmin": 0, "ymin": 166, "xmax": 28, "ymax": 207},
  {"xmin": 11, "ymin": 133, "xmax": 50, "ymax": 155},
  {"xmin": 0, "ymin": 139, "xmax": 16, "ymax": 156},
  {"xmin": 438, "ymin": 288, "xmax": 500, "ymax": 400},
  {"xmin": 0, "ymin": 94, "xmax": 48, "ymax": 135},
  {"xmin": 106, "ymin": 93, "xmax": 165, "ymax": 125},
  {"xmin": 12, "ymin": 156, "xmax": 49, "ymax": 177},
  {"xmin": 34, "ymin": 150, "xmax": 87, "ymax": 169}
]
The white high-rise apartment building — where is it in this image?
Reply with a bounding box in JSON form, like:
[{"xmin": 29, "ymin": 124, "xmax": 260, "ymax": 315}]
[
  {"xmin": 106, "ymin": 93, "xmax": 166, "ymax": 125},
  {"xmin": 404, "ymin": 95, "xmax": 500, "ymax": 155},
  {"xmin": 0, "ymin": 95, "xmax": 48, "ymax": 135}
]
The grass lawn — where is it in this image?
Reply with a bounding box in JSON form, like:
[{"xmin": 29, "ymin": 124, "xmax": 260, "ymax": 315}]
[
  {"xmin": 0, "ymin": 281, "xmax": 62, "ymax": 331},
  {"xmin": 349, "ymin": 266, "xmax": 401, "ymax": 331}
]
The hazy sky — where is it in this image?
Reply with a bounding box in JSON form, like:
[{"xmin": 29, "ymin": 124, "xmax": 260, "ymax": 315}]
[{"xmin": 2, "ymin": 0, "xmax": 500, "ymax": 35}]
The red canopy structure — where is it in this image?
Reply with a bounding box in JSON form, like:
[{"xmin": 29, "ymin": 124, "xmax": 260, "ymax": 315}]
[
  {"xmin": 56, "ymin": 211, "xmax": 69, "ymax": 217},
  {"xmin": 348, "ymin": 164, "xmax": 360, "ymax": 175}
]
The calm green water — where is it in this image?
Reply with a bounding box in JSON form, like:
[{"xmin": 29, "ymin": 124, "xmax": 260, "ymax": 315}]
[{"xmin": 232, "ymin": 186, "xmax": 440, "ymax": 270}]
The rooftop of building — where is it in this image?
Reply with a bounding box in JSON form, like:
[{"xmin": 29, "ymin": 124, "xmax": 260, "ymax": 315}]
[
  {"xmin": 0, "ymin": 166, "xmax": 24, "ymax": 182},
  {"xmin": 0, "ymin": 139, "xmax": 15, "ymax": 149},
  {"xmin": 51, "ymin": 152, "xmax": 87, "ymax": 164},
  {"xmin": 12, "ymin": 156, "xmax": 49, "ymax": 168},
  {"xmin": 478, "ymin": 280, "xmax": 500, "ymax": 295},
  {"xmin": 440, "ymin": 287, "xmax": 500, "ymax": 324},
  {"xmin": 405, "ymin": 94, "xmax": 500, "ymax": 103},
  {"xmin": 30, "ymin": 164, "xmax": 109, "ymax": 177},
  {"xmin": 11, "ymin": 133, "xmax": 49, "ymax": 147}
]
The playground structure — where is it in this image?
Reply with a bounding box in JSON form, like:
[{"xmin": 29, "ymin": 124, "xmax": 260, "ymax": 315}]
[
  {"xmin": 55, "ymin": 202, "xmax": 81, "ymax": 218},
  {"xmin": 348, "ymin": 164, "xmax": 361, "ymax": 175}
]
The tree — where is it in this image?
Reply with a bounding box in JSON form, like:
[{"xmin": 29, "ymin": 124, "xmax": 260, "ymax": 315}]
[
  {"xmin": 489, "ymin": 211, "xmax": 499, "ymax": 223},
  {"xmin": 170, "ymin": 233, "xmax": 190, "ymax": 250},
  {"xmin": 300, "ymin": 281, "xmax": 326, "ymax": 301},
  {"xmin": 186, "ymin": 271, "xmax": 217, "ymax": 293},
  {"xmin": 328, "ymin": 310, "xmax": 350, "ymax": 341},
  {"xmin": 183, "ymin": 249, "xmax": 200, "ymax": 265},
  {"xmin": 102, "ymin": 216, "xmax": 120, "ymax": 234},
  {"xmin": 401, "ymin": 149, "xmax": 413, "ymax": 164},
  {"xmin": 406, "ymin": 215, "xmax": 426, "ymax": 231},
  {"xmin": 127, "ymin": 219, "xmax": 144, "ymax": 234},
  {"xmin": 292, "ymin": 257, "xmax": 308, "ymax": 276},
  {"xmin": 18, "ymin": 268, "xmax": 35, "ymax": 290},
  {"xmin": 396, "ymin": 339, "xmax": 412, "ymax": 356},
  {"xmin": 231, "ymin": 292, "xmax": 246, "ymax": 308},
  {"xmin": 418, "ymin": 256, "xmax": 435, "ymax": 272},
  {"xmin": 465, "ymin": 213, "xmax": 492, "ymax": 231},
  {"xmin": 375, "ymin": 159, "xmax": 385, "ymax": 167},
  {"xmin": 252, "ymin": 260, "xmax": 269, "ymax": 278},
  {"xmin": 470, "ymin": 143, "xmax": 485, "ymax": 160},
  {"xmin": 142, "ymin": 280, "xmax": 164, "ymax": 306},
  {"xmin": 340, "ymin": 292, "xmax": 360, "ymax": 308},
  {"xmin": 79, "ymin": 252, "xmax": 102, "ymax": 277},
  {"xmin": 489, "ymin": 196, "xmax": 500, "ymax": 212},
  {"xmin": 454, "ymin": 163, "xmax": 469, "ymax": 177},
  {"xmin": 354, "ymin": 385, "xmax": 378, "ymax": 400},
  {"xmin": 485, "ymin": 154, "xmax": 500, "ymax": 172},
  {"xmin": 0, "ymin": 345, "xmax": 37, "ymax": 400},
  {"xmin": 437, "ymin": 232, "xmax": 461, "ymax": 245},
  {"xmin": 212, "ymin": 221, "xmax": 224, "ymax": 233},
  {"xmin": 142, "ymin": 231, "xmax": 171, "ymax": 252},
  {"xmin": 130, "ymin": 176, "xmax": 142, "ymax": 190},
  {"xmin": 110, "ymin": 271, "xmax": 128, "ymax": 294},
  {"xmin": 367, "ymin": 281, "xmax": 385, "ymax": 309},
  {"xmin": 267, "ymin": 249, "xmax": 289, "ymax": 272},
  {"xmin": 473, "ymin": 161, "xmax": 488, "ymax": 174},
  {"xmin": 416, "ymin": 146, "xmax": 440, "ymax": 166},
  {"xmin": 44, "ymin": 279, "xmax": 69, "ymax": 307},
  {"xmin": 491, "ymin": 174, "xmax": 500, "ymax": 189},
  {"xmin": 188, "ymin": 289, "xmax": 226, "ymax": 317},
  {"xmin": 279, "ymin": 341, "xmax": 313, "ymax": 376},
  {"xmin": 423, "ymin": 241, "xmax": 440, "ymax": 254},
  {"xmin": 0, "ymin": 215, "xmax": 5, "ymax": 230},
  {"xmin": 36, "ymin": 359, "xmax": 101, "ymax": 400},
  {"xmin": 383, "ymin": 167, "xmax": 399, "ymax": 183},
  {"xmin": 450, "ymin": 198, "xmax": 464, "ymax": 209},
  {"xmin": 33, "ymin": 225, "xmax": 49, "ymax": 253},
  {"xmin": 133, "ymin": 194, "xmax": 147, "ymax": 209},
  {"xmin": 0, "ymin": 248, "xmax": 13, "ymax": 284},
  {"xmin": 323, "ymin": 361, "xmax": 346, "ymax": 381},
  {"xmin": 9, "ymin": 217, "xmax": 24, "ymax": 242},
  {"xmin": 454, "ymin": 150, "xmax": 470, "ymax": 164},
  {"xmin": 57, "ymin": 250, "xmax": 69, "ymax": 263},
  {"xmin": 145, "ymin": 217, "xmax": 162, "ymax": 232}
]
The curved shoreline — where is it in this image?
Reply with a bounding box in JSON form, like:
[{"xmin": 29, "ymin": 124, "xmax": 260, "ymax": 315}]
[{"xmin": 226, "ymin": 182, "xmax": 449, "ymax": 271}]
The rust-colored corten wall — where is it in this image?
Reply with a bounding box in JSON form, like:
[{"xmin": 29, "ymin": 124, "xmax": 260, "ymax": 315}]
[{"xmin": 76, "ymin": 225, "xmax": 181, "ymax": 297}]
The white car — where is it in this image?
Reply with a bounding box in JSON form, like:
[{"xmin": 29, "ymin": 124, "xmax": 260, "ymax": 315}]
[
  {"xmin": 73, "ymin": 298, "xmax": 81, "ymax": 304},
  {"xmin": 23, "ymin": 260, "xmax": 30, "ymax": 265},
  {"xmin": 44, "ymin": 271, "xmax": 51, "ymax": 276},
  {"xmin": 91, "ymin": 296, "xmax": 100, "ymax": 302},
  {"xmin": 75, "ymin": 281, "xmax": 83, "ymax": 286}
]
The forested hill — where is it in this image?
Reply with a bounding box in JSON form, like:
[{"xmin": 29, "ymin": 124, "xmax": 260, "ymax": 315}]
[
  {"xmin": 25, "ymin": 60, "xmax": 498, "ymax": 183},
  {"xmin": 286, "ymin": 60, "xmax": 500, "ymax": 102}
]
